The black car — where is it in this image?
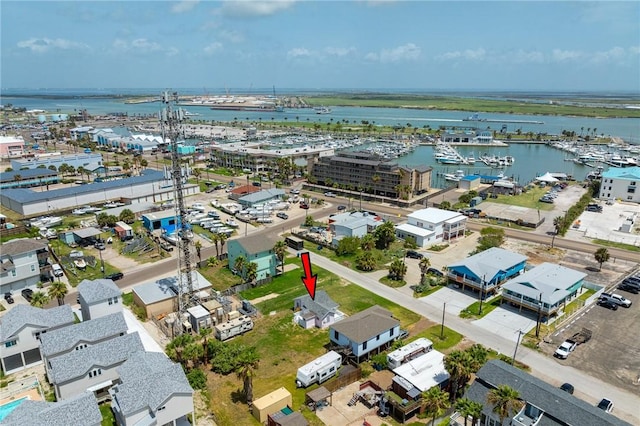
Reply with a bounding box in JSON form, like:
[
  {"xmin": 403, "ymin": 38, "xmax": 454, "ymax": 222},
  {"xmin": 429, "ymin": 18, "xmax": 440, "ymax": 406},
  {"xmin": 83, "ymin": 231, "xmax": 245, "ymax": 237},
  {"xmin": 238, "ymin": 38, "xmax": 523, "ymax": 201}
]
[
  {"xmin": 105, "ymin": 272, "xmax": 124, "ymax": 281},
  {"xmin": 596, "ymin": 299, "xmax": 618, "ymax": 310},
  {"xmin": 623, "ymin": 276, "xmax": 640, "ymax": 286},
  {"xmin": 21, "ymin": 288, "xmax": 34, "ymax": 302},
  {"xmin": 4, "ymin": 292, "xmax": 14, "ymax": 304},
  {"xmin": 560, "ymin": 383, "xmax": 574, "ymax": 394},
  {"xmin": 618, "ymin": 283, "xmax": 639, "ymax": 294},
  {"xmin": 276, "ymin": 212, "xmax": 289, "ymax": 220},
  {"xmin": 406, "ymin": 250, "xmax": 424, "ymax": 259},
  {"xmin": 337, "ymin": 205, "xmax": 347, "ymax": 211},
  {"xmin": 427, "ymin": 267, "xmax": 444, "ymax": 277}
]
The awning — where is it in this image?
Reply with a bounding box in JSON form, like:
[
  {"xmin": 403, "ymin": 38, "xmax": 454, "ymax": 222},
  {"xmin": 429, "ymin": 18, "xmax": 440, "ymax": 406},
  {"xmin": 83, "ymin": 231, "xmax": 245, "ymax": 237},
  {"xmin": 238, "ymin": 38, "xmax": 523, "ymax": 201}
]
[
  {"xmin": 86, "ymin": 379, "xmax": 113, "ymax": 392},
  {"xmin": 306, "ymin": 386, "xmax": 331, "ymax": 403}
]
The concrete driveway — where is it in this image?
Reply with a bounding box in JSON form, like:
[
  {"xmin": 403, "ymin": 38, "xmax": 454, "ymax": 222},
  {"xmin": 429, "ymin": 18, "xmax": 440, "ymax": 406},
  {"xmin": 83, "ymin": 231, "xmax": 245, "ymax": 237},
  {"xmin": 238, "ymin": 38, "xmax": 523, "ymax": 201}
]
[
  {"xmin": 473, "ymin": 304, "xmax": 538, "ymax": 342},
  {"xmin": 420, "ymin": 286, "xmax": 480, "ymax": 315}
]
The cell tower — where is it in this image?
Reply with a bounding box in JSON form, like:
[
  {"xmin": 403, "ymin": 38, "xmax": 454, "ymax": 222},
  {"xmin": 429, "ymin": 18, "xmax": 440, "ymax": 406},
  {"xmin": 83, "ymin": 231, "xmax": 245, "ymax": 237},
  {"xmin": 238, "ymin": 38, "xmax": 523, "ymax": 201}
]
[{"xmin": 159, "ymin": 91, "xmax": 196, "ymax": 317}]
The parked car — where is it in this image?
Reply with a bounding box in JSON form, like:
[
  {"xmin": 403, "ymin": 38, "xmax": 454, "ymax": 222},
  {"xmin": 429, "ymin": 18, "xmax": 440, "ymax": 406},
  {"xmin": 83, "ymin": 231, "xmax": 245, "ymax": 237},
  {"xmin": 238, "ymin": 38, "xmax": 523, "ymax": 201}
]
[
  {"xmin": 596, "ymin": 299, "xmax": 618, "ymax": 310},
  {"xmin": 623, "ymin": 276, "xmax": 640, "ymax": 286},
  {"xmin": 426, "ymin": 267, "xmax": 444, "ymax": 277},
  {"xmin": 554, "ymin": 340, "xmax": 577, "ymax": 359},
  {"xmin": 406, "ymin": 250, "xmax": 424, "ymax": 259},
  {"xmin": 51, "ymin": 263, "xmax": 64, "ymax": 277},
  {"xmin": 4, "ymin": 292, "xmax": 14, "ymax": 304},
  {"xmin": 559, "ymin": 383, "xmax": 574, "ymax": 394},
  {"xmin": 299, "ymin": 203, "xmax": 309, "ymax": 209},
  {"xmin": 600, "ymin": 293, "xmax": 632, "ymax": 308},
  {"xmin": 539, "ymin": 196, "xmax": 554, "ymax": 203},
  {"xmin": 105, "ymin": 272, "xmax": 124, "ymax": 281},
  {"xmin": 597, "ymin": 398, "xmax": 614, "ymax": 413},
  {"xmin": 586, "ymin": 204, "xmax": 603, "ymax": 212},
  {"xmin": 337, "ymin": 205, "xmax": 347, "ymax": 211},
  {"xmin": 21, "ymin": 288, "xmax": 34, "ymax": 302},
  {"xmin": 290, "ymin": 189, "xmax": 300, "ymax": 194},
  {"xmin": 276, "ymin": 212, "xmax": 289, "ymax": 220},
  {"xmin": 94, "ymin": 242, "xmax": 106, "ymax": 251},
  {"xmin": 324, "ymin": 191, "xmax": 336, "ymax": 197},
  {"xmin": 618, "ymin": 283, "xmax": 639, "ymax": 294}
]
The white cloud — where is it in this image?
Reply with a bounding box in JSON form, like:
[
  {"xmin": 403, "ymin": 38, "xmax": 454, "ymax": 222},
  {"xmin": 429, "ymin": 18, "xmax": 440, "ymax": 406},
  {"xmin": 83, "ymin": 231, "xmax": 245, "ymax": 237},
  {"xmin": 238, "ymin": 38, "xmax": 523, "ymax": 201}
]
[
  {"xmin": 218, "ymin": 0, "xmax": 296, "ymax": 18},
  {"xmin": 112, "ymin": 38, "xmax": 178, "ymax": 56},
  {"xmin": 366, "ymin": 43, "xmax": 421, "ymax": 63},
  {"xmin": 287, "ymin": 47, "xmax": 311, "ymax": 58},
  {"xmin": 17, "ymin": 37, "xmax": 90, "ymax": 53},
  {"xmin": 551, "ymin": 49, "xmax": 582, "ymax": 62},
  {"xmin": 324, "ymin": 47, "xmax": 356, "ymax": 57},
  {"xmin": 507, "ymin": 49, "xmax": 545, "ymax": 64},
  {"xmin": 203, "ymin": 42, "xmax": 223, "ymax": 55},
  {"xmin": 171, "ymin": 0, "xmax": 199, "ymax": 14},
  {"xmin": 219, "ymin": 29, "xmax": 244, "ymax": 43},
  {"xmin": 436, "ymin": 48, "xmax": 486, "ymax": 62}
]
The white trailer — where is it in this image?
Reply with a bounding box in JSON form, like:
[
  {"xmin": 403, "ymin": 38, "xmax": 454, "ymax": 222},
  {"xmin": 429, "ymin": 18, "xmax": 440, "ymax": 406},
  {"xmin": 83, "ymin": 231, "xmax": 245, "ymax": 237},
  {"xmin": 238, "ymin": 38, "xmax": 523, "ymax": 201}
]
[
  {"xmin": 387, "ymin": 337, "xmax": 433, "ymax": 369},
  {"xmin": 296, "ymin": 351, "xmax": 342, "ymax": 388},
  {"xmin": 214, "ymin": 316, "xmax": 254, "ymax": 341}
]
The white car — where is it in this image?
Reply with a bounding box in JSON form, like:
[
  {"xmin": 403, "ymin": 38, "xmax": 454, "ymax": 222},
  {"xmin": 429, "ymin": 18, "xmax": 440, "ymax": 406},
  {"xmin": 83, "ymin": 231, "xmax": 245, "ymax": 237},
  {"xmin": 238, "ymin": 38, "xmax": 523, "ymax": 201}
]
[
  {"xmin": 554, "ymin": 340, "xmax": 577, "ymax": 359},
  {"xmin": 600, "ymin": 293, "xmax": 632, "ymax": 308}
]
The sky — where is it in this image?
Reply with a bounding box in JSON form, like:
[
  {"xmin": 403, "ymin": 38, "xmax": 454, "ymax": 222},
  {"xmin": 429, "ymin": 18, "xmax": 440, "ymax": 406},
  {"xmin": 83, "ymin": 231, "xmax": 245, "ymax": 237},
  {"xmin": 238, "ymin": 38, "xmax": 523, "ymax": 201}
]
[{"xmin": 1, "ymin": 1, "xmax": 639, "ymax": 92}]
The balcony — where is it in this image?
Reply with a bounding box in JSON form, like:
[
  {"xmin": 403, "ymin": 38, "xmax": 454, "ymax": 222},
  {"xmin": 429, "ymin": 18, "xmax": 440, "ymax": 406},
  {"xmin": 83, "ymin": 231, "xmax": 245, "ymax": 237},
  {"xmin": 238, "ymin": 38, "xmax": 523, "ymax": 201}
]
[{"xmin": 512, "ymin": 403, "xmax": 544, "ymax": 426}]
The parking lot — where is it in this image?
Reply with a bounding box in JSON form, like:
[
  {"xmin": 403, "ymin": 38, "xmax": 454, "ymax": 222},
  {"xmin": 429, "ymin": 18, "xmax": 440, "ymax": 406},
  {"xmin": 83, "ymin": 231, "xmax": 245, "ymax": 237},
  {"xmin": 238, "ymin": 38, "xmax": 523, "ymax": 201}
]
[{"xmin": 541, "ymin": 279, "xmax": 640, "ymax": 395}]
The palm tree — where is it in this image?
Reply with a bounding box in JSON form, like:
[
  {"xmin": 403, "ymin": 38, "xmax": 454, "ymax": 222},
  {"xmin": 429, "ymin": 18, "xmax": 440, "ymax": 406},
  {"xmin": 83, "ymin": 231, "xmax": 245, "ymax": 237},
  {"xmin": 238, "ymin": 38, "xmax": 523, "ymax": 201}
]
[
  {"xmin": 199, "ymin": 327, "xmax": 212, "ymax": 366},
  {"xmin": 594, "ymin": 247, "xmax": 610, "ymax": 271},
  {"xmin": 246, "ymin": 262, "xmax": 258, "ymax": 284},
  {"xmin": 360, "ymin": 234, "xmax": 375, "ymax": 251},
  {"xmin": 48, "ymin": 280, "xmax": 68, "ymax": 306},
  {"xmin": 194, "ymin": 240, "xmax": 202, "ymax": 264},
  {"xmin": 455, "ymin": 397, "xmax": 483, "ymax": 426},
  {"xmin": 419, "ymin": 257, "xmax": 431, "ymax": 285},
  {"xmin": 421, "ymin": 386, "xmax": 450, "ymax": 426},
  {"xmin": 487, "ymin": 385, "xmax": 523, "ymax": 425},
  {"xmin": 444, "ymin": 350, "xmax": 473, "ymax": 400},
  {"xmin": 30, "ymin": 291, "xmax": 50, "ymax": 308},
  {"xmin": 355, "ymin": 251, "xmax": 376, "ymax": 271},
  {"xmin": 273, "ymin": 241, "xmax": 286, "ymax": 275},
  {"xmin": 218, "ymin": 232, "xmax": 228, "ymax": 255},
  {"xmin": 551, "ymin": 215, "xmax": 564, "ymax": 247},
  {"xmin": 193, "ymin": 168, "xmax": 201, "ymax": 183},
  {"xmin": 235, "ymin": 349, "xmax": 259, "ymax": 405},
  {"xmin": 388, "ymin": 258, "xmax": 407, "ymax": 281},
  {"xmin": 210, "ymin": 233, "xmax": 220, "ymax": 258},
  {"xmin": 233, "ymin": 255, "xmax": 247, "ymax": 278}
]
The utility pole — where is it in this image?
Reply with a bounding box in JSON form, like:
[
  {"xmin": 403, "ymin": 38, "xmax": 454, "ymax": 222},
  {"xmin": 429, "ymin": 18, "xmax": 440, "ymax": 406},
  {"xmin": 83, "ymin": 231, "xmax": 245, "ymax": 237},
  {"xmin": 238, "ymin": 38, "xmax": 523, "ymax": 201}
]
[
  {"xmin": 512, "ymin": 330, "xmax": 525, "ymax": 365},
  {"xmin": 440, "ymin": 302, "xmax": 446, "ymax": 339},
  {"xmin": 536, "ymin": 293, "xmax": 543, "ymax": 338},
  {"xmin": 478, "ymin": 274, "xmax": 486, "ymax": 315},
  {"xmin": 159, "ymin": 91, "xmax": 196, "ymax": 319}
]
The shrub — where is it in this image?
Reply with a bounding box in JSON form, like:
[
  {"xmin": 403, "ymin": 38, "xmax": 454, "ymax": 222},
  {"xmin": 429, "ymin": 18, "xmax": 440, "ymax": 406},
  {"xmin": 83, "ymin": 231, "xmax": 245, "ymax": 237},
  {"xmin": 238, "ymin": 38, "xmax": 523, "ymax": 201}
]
[{"xmin": 186, "ymin": 368, "xmax": 207, "ymax": 390}]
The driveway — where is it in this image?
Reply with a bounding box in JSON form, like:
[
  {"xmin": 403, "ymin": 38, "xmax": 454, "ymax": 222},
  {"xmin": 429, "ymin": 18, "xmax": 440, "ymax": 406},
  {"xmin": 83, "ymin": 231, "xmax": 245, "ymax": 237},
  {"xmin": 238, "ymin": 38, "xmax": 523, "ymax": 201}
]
[
  {"xmin": 472, "ymin": 304, "xmax": 538, "ymax": 342},
  {"xmin": 420, "ymin": 286, "xmax": 479, "ymax": 315}
]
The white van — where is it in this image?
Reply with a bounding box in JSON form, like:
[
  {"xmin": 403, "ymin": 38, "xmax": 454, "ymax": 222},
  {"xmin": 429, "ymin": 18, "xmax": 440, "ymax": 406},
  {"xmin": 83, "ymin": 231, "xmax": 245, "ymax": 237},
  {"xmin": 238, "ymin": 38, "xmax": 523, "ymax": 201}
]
[{"xmin": 52, "ymin": 264, "xmax": 64, "ymax": 277}]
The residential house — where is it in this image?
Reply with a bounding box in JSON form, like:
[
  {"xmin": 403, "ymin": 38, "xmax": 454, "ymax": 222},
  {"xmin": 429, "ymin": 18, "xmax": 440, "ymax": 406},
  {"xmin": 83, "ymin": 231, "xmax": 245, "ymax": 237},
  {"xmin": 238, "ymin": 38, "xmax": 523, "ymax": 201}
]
[
  {"xmin": 132, "ymin": 271, "xmax": 213, "ymax": 318},
  {"xmin": 78, "ymin": 278, "xmax": 123, "ymax": 320},
  {"xmin": 463, "ymin": 359, "xmax": 632, "ymax": 426},
  {"xmin": 329, "ymin": 305, "xmax": 401, "ymax": 363},
  {"xmin": 0, "ymin": 304, "xmax": 74, "ymax": 373},
  {"xmin": 446, "ymin": 247, "xmax": 527, "ymax": 295},
  {"xmin": 598, "ymin": 166, "xmax": 640, "ymax": 203},
  {"xmin": 39, "ymin": 312, "xmax": 128, "ymax": 362},
  {"xmin": 228, "ymin": 234, "xmax": 278, "ymax": 281},
  {"xmin": 47, "ymin": 332, "xmax": 144, "ymax": 401},
  {"xmin": 395, "ymin": 208, "xmax": 467, "ymax": 247},
  {"xmin": 293, "ymin": 290, "xmax": 344, "ymax": 329},
  {"xmin": 0, "ymin": 238, "xmax": 50, "ymax": 294},
  {"xmin": 2, "ymin": 391, "xmax": 102, "ymax": 426},
  {"xmin": 109, "ymin": 351, "xmax": 194, "ymax": 426},
  {"xmin": 328, "ymin": 211, "xmax": 384, "ymax": 239},
  {"xmin": 501, "ymin": 263, "xmax": 587, "ymax": 317}
]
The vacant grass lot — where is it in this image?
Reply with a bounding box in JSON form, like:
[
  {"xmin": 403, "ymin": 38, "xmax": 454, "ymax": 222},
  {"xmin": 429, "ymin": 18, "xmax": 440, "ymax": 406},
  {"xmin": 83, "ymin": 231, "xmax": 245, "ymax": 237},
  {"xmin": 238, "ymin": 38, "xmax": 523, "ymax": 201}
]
[
  {"xmin": 483, "ymin": 185, "xmax": 556, "ymax": 211},
  {"xmin": 49, "ymin": 240, "xmax": 121, "ymax": 287},
  {"xmin": 302, "ymin": 239, "xmax": 407, "ymax": 272}
]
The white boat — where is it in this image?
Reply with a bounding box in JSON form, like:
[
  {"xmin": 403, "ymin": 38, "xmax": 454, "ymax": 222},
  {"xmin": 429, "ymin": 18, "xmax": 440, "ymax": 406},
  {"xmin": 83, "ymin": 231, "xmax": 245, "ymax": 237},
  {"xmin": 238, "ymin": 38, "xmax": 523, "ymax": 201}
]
[
  {"xmin": 443, "ymin": 174, "xmax": 460, "ymax": 182},
  {"xmin": 315, "ymin": 107, "xmax": 332, "ymax": 114},
  {"xmin": 225, "ymin": 219, "xmax": 239, "ymax": 228},
  {"xmin": 74, "ymin": 258, "xmax": 87, "ymax": 270},
  {"xmin": 30, "ymin": 216, "xmax": 63, "ymax": 228},
  {"xmin": 39, "ymin": 228, "xmax": 57, "ymax": 239}
]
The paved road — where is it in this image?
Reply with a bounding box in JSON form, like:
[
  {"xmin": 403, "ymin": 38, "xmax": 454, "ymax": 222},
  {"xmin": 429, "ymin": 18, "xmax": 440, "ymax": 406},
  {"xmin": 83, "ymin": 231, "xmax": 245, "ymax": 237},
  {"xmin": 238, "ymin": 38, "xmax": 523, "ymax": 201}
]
[{"xmin": 306, "ymin": 251, "xmax": 640, "ymax": 424}]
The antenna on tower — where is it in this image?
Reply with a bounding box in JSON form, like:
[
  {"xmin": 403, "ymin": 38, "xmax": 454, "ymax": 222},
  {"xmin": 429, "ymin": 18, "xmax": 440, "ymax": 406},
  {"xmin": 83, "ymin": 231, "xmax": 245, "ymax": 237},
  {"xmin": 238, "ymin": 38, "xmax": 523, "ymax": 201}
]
[{"xmin": 159, "ymin": 90, "xmax": 197, "ymax": 328}]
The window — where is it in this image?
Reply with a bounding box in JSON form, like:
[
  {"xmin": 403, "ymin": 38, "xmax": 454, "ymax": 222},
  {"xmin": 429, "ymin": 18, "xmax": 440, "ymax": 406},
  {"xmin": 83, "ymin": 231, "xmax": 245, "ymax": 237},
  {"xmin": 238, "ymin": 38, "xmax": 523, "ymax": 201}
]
[
  {"xmin": 89, "ymin": 368, "xmax": 102, "ymax": 378},
  {"xmin": 11, "ymin": 270, "xmax": 16, "ymax": 277},
  {"xmin": 5, "ymin": 340, "xmax": 17, "ymax": 348},
  {"xmin": 334, "ymin": 330, "xmax": 339, "ymax": 340},
  {"xmin": 390, "ymin": 328, "xmax": 394, "ymax": 336},
  {"xmin": 31, "ymin": 265, "xmax": 36, "ymax": 272},
  {"xmin": 108, "ymin": 297, "xmax": 119, "ymax": 305},
  {"xmin": 376, "ymin": 334, "xmax": 380, "ymax": 341},
  {"xmin": 362, "ymin": 341, "xmax": 368, "ymax": 350}
]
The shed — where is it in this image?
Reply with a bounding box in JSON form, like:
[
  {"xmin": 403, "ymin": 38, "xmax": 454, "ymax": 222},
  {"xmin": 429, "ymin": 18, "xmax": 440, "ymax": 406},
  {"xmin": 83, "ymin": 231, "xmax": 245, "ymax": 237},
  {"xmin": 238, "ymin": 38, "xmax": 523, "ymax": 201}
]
[
  {"xmin": 252, "ymin": 387, "xmax": 293, "ymax": 423},
  {"xmin": 458, "ymin": 175, "xmax": 481, "ymax": 191},
  {"xmin": 469, "ymin": 196, "xmax": 483, "ymax": 207},
  {"xmin": 187, "ymin": 305, "xmax": 212, "ymax": 333},
  {"xmin": 114, "ymin": 221, "xmax": 133, "ymax": 238}
]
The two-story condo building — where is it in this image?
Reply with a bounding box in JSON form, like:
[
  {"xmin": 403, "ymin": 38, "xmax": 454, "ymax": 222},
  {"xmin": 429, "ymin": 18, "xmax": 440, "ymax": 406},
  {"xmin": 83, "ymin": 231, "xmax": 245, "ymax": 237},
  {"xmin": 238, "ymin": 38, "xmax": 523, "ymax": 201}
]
[
  {"xmin": 0, "ymin": 238, "xmax": 50, "ymax": 294},
  {"xmin": 395, "ymin": 208, "xmax": 467, "ymax": 247},
  {"xmin": 598, "ymin": 166, "xmax": 640, "ymax": 204},
  {"xmin": 227, "ymin": 234, "xmax": 278, "ymax": 282},
  {"xmin": 0, "ymin": 304, "xmax": 74, "ymax": 373},
  {"xmin": 329, "ymin": 305, "xmax": 401, "ymax": 363}
]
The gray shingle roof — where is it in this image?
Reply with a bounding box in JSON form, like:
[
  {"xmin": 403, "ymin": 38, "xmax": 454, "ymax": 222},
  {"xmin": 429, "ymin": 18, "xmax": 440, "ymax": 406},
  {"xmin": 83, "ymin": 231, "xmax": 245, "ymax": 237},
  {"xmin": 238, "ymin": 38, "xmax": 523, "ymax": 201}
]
[
  {"xmin": 78, "ymin": 279, "xmax": 122, "ymax": 304},
  {"xmin": 466, "ymin": 360, "xmax": 632, "ymax": 426},
  {"xmin": 0, "ymin": 304, "xmax": 74, "ymax": 341},
  {"xmin": 294, "ymin": 290, "xmax": 339, "ymax": 320},
  {"xmin": 501, "ymin": 263, "xmax": 587, "ymax": 305},
  {"xmin": 447, "ymin": 247, "xmax": 527, "ymax": 282},
  {"xmin": 0, "ymin": 238, "xmax": 47, "ymax": 257},
  {"xmin": 330, "ymin": 305, "xmax": 399, "ymax": 344},
  {"xmin": 1, "ymin": 169, "xmax": 164, "ymax": 203},
  {"xmin": 111, "ymin": 351, "xmax": 193, "ymax": 416},
  {"xmin": 39, "ymin": 312, "xmax": 128, "ymax": 357},
  {"xmin": 233, "ymin": 234, "xmax": 278, "ymax": 255},
  {"xmin": 48, "ymin": 332, "xmax": 144, "ymax": 383},
  {"xmin": 1, "ymin": 391, "xmax": 101, "ymax": 426}
]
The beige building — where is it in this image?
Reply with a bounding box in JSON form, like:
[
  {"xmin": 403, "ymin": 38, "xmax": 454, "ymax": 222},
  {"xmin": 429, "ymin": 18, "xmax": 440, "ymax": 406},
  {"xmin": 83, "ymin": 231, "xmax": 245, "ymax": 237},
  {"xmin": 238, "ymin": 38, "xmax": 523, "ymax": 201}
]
[{"xmin": 252, "ymin": 387, "xmax": 293, "ymax": 423}]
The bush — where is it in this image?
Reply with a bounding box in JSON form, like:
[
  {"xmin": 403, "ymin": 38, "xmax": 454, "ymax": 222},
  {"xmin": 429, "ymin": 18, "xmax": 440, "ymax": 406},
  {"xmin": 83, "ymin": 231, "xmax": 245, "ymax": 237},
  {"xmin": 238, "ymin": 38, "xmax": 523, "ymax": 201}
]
[
  {"xmin": 335, "ymin": 236, "xmax": 361, "ymax": 256},
  {"xmin": 186, "ymin": 368, "xmax": 207, "ymax": 390}
]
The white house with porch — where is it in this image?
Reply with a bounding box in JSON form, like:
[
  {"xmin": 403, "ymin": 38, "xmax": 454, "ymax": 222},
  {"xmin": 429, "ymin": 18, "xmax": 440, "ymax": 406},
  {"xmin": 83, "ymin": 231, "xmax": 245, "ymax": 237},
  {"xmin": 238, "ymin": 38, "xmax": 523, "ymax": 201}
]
[{"xmin": 395, "ymin": 208, "xmax": 467, "ymax": 247}]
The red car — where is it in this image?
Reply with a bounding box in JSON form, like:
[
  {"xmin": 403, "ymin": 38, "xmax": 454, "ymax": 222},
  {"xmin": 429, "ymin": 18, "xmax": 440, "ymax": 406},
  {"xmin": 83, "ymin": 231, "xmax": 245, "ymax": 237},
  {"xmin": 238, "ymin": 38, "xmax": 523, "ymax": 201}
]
[{"xmin": 299, "ymin": 203, "xmax": 309, "ymax": 209}]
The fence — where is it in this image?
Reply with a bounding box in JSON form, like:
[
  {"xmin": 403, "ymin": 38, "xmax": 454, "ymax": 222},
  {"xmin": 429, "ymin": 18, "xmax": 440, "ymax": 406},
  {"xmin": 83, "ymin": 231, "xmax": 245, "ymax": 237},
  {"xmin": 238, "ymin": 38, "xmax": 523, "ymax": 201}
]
[
  {"xmin": 0, "ymin": 225, "xmax": 27, "ymax": 238},
  {"xmin": 321, "ymin": 364, "xmax": 361, "ymax": 393}
]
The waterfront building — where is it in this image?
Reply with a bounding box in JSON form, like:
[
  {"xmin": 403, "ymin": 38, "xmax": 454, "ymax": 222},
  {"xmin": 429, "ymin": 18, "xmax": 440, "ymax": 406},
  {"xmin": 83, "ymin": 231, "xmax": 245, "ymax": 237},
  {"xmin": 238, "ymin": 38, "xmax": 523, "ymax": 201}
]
[
  {"xmin": 395, "ymin": 208, "xmax": 466, "ymax": 247},
  {"xmin": 310, "ymin": 152, "xmax": 431, "ymax": 199},
  {"xmin": 441, "ymin": 130, "xmax": 494, "ymax": 144},
  {"xmin": 209, "ymin": 141, "xmax": 335, "ymax": 174},
  {"xmin": 10, "ymin": 152, "xmax": 104, "ymax": 171},
  {"xmin": 598, "ymin": 166, "xmax": 640, "ymax": 204},
  {"xmin": 0, "ymin": 135, "xmax": 25, "ymax": 159},
  {"xmin": 94, "ymin": 129, "xmax": 165, "ymax": 153}
]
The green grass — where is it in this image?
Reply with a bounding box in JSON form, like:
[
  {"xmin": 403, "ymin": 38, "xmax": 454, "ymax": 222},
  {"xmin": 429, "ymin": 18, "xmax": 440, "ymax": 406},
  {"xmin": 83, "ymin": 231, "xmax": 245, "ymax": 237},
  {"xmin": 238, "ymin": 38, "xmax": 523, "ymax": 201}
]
[
  {"xmin": 459, "ymin": 296, "xmax": 502, "ymax": 319},
  {"xmin": 99, "ymin": 403, "xmax": 116, "ymax": 426},
  {"xmin": 412, "ymin": 325, "xmax": 463, "ymax": 352},
  {"xmin": 49, "ymin": 240, "xmax": 122, "ymax": 286},
  {"xmin": 379, "ymin": 276, "xmax": 407, "ymax": 288},
  {"xmin": 196, "ymin": 259, "xmax": 242, "ymax": 292},
  {"xmin": 302, "ymin": 239, "xmax": 406, "ymax": 272},
  {"xmin": 483, "ymin": 185, "xmax": 555, "ymax": 211},
  {"xmin": 122, "ymin": 292, "xmax": 134, "ymax": 306},
  {"xmin": 591, "ymin": 239, "xmax": 640, "ymax": 253}
]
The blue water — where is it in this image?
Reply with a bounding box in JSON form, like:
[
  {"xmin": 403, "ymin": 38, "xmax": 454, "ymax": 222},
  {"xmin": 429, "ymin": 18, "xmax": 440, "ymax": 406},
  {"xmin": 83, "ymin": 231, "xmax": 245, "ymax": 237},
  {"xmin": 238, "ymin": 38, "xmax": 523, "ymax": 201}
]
[{"xmin": 0, "ymin": 397, "xmax": 28, "ymax": 421}]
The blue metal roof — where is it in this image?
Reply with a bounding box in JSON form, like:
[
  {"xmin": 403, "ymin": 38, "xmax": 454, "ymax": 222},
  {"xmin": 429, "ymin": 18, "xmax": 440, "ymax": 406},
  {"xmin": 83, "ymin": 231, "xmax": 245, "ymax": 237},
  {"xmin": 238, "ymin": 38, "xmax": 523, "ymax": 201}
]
[
  {"xmin": 0, "ymin": 168, "xmax": 58, "ymax": 182},
  {"xmin": 1, "ymin": 169, "xmax": 166, "ymax": 203},
  {"xmin": 602, "ymin": 166, "xmax": 640, "ymax": 180}
]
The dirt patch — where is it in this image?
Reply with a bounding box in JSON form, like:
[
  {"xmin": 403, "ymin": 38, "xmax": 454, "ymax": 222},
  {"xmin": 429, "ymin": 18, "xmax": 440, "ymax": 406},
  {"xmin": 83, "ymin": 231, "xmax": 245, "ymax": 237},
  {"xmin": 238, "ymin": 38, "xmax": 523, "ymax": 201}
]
[{"xmin": 406, "ymin": 316, "xmax": 436, "ymax": 338}]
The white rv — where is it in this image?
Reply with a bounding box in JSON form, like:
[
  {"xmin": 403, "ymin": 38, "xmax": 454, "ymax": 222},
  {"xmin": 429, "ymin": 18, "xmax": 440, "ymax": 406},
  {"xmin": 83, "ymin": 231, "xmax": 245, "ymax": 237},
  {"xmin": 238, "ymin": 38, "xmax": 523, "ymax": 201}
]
[
  {"xmin": 296, "ymin": 351, "xmax": 342, "ymax": 388},
  {"xmin": 387, "ymin": 337, "xmax": 433, "ymax": 369},
  {"xmin": 214, "ymin": 316, "xmax": 254, "ymax": 341}
]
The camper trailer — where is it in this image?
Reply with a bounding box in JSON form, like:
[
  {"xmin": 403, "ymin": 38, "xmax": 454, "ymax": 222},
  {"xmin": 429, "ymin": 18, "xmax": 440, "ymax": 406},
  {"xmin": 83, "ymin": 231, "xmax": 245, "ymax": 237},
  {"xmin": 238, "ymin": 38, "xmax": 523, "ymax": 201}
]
[
  {"xmin": 214, "ymin": 316, "xmax": 254, "ymax": 341},
  {"xmin": 387, "ymin": 337, "xmax": 433, "ymax": 369},
  {"xmin": 296, "ymin": 351, "xmax": 342, "ymax": 388}
]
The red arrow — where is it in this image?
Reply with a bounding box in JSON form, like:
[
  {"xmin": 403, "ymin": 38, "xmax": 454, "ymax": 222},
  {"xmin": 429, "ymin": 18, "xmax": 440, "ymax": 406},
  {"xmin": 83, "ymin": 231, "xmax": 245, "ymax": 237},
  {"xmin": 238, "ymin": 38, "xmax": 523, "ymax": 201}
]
[{"xmin": 300, "ymin": 252, "xmax": 317, "ymax": 300}]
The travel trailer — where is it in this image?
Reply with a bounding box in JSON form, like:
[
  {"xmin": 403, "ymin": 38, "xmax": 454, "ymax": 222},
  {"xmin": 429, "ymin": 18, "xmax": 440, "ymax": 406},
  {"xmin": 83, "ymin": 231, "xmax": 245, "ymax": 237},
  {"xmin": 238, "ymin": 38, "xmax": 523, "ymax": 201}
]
[{"xmin": 296, "ymin": 351, "xmax": 342, "ymax": 388}]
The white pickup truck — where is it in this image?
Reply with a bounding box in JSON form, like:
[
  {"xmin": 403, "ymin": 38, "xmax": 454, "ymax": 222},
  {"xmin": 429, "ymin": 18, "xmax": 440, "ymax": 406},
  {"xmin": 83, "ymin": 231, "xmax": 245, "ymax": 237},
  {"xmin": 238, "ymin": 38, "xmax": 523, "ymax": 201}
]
[{"xmin": 554, "ymin": 340, "xmax": 578, "ymax": 359}]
